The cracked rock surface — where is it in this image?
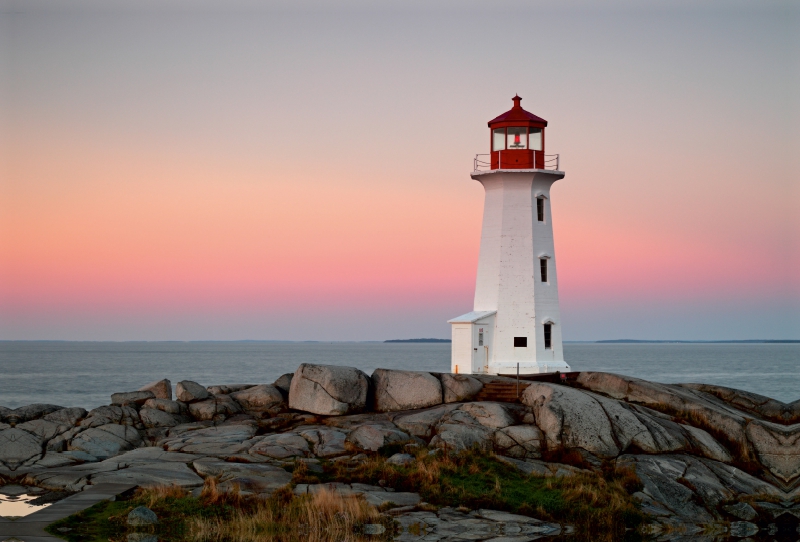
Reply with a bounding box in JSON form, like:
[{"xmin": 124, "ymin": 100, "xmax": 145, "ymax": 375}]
[{"xmin": 2, "ymin": 366, "xmax": 800, "ymax": 534}]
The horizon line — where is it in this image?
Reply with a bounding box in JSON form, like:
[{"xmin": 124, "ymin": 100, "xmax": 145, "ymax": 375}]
[{"xmin": 1, "ymin": 339, "xmax": 798, "ymax": 344}]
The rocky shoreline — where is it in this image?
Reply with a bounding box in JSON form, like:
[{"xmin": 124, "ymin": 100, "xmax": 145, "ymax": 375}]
[{"xmin": 2, "ymin": 365, "xmax": 800, "ymax": 539}]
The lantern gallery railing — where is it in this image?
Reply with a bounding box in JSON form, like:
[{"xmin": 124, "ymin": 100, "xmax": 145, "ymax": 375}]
[{"xmin": 473, "ymin": 153, "xmax": 560, "ymax": 172}]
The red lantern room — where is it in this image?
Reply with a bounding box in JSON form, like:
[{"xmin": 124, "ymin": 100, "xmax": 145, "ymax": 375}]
[{"xmin": 488, "ymin": 95, "xmax": 547, "ymax": 169}]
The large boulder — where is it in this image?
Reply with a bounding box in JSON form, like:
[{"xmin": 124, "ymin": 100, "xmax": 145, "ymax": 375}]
[
  {"xmin": 441, "ymin": 374, "xmax": 483, "ymax": 403},
  {"xmin": 139, "ymin": 379, "xmax": 172, "ymax": 400},
  {"xmin": 231, "ymin": 384, "xmax": 284, "ymax": 413},
  {"xmin": 3, "ymin": 404, "xmax": 64, "ymax": 425},
  {"xmin": 176, "ymin": 381, "xmax": 209, "ymax": 403},
  {"xmin": 521, "ymin": 382, "xmax": 619, "ymax": 458},
  {"xmin": 68, "ymin": 424, "xmax": 143, "ymax": 459},
  {"xmin": 372, "ymin": 369, "xmax": 443, "ymax": 412},
  {"xmin": 289, "ymin": 364, "xmax": 370, "ymax": 416},
  {"xmin": 111, "ymin": 391, "xmax": 155, "ymax": 406},
  {"xmin": 576, "ymin": 372, "xmax": 751, "ymax": 456},
  {"xmin": 0, "ymin": 427, "xmax": 43, "ymax": 469}
]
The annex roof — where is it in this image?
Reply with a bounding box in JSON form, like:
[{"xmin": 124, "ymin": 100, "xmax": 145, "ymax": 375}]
[{"xmin": 447, "ymin": 310, "xmax": 497, "ymax": 324}]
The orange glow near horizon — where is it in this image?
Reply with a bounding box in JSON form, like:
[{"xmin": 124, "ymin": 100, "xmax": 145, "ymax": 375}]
[{"xmin": 1, "ymin": 2, "xmax": 796, "ymax": 340}]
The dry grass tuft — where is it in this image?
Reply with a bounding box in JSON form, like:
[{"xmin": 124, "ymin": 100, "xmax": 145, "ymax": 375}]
[
  {"xmin": 188, "ymin": 488, "xmax": 385, "ymax": 542},
  {"xmin": 139, "ymin": 484, "xmax": 188, "ymax": 508}
]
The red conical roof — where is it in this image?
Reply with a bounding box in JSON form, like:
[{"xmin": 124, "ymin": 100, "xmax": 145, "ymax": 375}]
[{"xmin": 488, "ymin": 95, "xmax": 547, "ymax": 126}]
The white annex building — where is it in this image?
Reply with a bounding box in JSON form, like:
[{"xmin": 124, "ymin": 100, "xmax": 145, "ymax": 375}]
[{"xmin": 449, "ymin": 96, "xmax": 570, "ymax": 376}]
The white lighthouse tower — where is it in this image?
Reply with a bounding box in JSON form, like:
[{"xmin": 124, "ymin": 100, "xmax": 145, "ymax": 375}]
[{"xmin": 449, "ymin": 96, "xmax": 570, "ymax": 375}]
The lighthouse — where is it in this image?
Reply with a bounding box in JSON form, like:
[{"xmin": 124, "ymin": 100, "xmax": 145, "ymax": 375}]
[{"xmin": 449, "ymin": 96, "xmax": 570, "ymax": 375}]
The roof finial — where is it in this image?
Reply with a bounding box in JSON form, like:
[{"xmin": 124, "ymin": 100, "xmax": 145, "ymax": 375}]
[{"xmin": 512, "ymin": 94, "xmax": 522, "ymax": 108}]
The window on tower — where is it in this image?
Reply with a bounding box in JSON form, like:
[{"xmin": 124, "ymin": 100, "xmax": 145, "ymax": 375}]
[
  {"xmin": 492, "ymin": 129, "xmax": 506, "ymax": 151},
  {"xmin": 540, "ymin": 258, "xmax": 548, "ymax": 282},
  {"xmin": 507, "ymin": 127, "xmax": 527, "ymax": 149},
  {"xmin": 544, "ymin": 324, "xmax": 552, "ymax": 349},
  {"xmin": 514, "ymin": 336, "xmax": 527, "ymax": 348},
  {"xmin": 536, "ymin": 197, "xmax": 545, "ymax": 222},
  {"xmin": 529, "ymin": 128, "xmax": 543, "ymax": 151}
]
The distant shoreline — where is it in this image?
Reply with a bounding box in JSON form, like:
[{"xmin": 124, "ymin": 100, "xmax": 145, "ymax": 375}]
[
  {"xmin": 1, "ymin": 339, "xmax": 797, "ymax": 344},
  {"xmin": 588, "ymin": 339, "xmax": 800, "ymax": 344},
  {"xmin": 384, "ymin": 338, "xmax": 452, "ymax": 343}
]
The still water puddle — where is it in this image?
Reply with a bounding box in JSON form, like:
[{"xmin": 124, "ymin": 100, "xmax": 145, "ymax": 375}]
[{"xmin": 0, "ymin": 489, "xmax": 52, "ymax": 519}]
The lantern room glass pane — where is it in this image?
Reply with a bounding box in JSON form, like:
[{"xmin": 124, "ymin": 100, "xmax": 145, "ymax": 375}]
[
  {"xmin": 507, "ymin": 127, "xmax": 527, "ymax": 149},
  {"xmin": 492, "ymin": 129, "xmax": 505, "ymax": 151},
  {"xmin": 529, "ymin": 128, "xmax": 542, "ymax": 151}
]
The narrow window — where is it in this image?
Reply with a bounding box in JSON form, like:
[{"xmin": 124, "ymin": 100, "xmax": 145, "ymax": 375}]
[
  {"xmin": 478, "ymin": 331, "xmax": 484, "ymax": 346},
  {"xmin": 540, "ymin": 258, "xmax": 548, "ymax": 282},
  {"xmin": 492, "ymin": 129, "xmax": 506, "ymax": 151},
  {"xmin": 514, "ymin": 336, "xmax": 527, "ymax": 347},
  {"xmin": 544, "ymin": 324, "xmax": 552, "ymax": 349},
  {"xmin": 529, "ymin": 128, "xmax": 542, "ymax": 151},
  {"xmin": 536, "ymin": 197, "xmax": 544, "ymax": 222}
]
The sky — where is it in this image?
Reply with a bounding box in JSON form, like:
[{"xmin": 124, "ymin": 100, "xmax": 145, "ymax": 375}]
[{"xmin": 1, "ymin": 0, "xmax": 798, "ymax": 341}]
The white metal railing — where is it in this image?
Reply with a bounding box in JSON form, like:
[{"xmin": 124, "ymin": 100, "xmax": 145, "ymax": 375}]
[{"xmin": 473, "ymin": 152, "xmax": 560, "ymax": 171}]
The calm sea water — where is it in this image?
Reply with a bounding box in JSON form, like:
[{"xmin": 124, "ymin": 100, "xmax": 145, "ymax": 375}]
[{"xmin": 0, "ymin": 342, "xmax": 797, "ymax": 409}]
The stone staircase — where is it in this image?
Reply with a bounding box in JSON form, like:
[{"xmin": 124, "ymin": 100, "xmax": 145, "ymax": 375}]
[{"xmin": 474, "ymin": 380, "xmax": 531, "ymax": 403}]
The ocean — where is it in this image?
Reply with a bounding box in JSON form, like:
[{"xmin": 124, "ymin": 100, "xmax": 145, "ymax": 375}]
[{"xmin": 1, "ymin": 342, "xmax": 798, "ymax": 409}]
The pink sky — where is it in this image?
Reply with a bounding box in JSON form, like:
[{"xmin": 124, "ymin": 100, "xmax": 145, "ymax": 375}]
[{"xmin": 1, "ymin": 1, "xmax": 797, "ymax": 340}]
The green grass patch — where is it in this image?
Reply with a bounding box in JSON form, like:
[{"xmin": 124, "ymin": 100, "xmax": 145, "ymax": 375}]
[
  {"xmin": 45, "ymin": 486, "xmax": 238, "ymax": 542},
  {"xmin": 300, "ymin": 447, "xmax": 645, "ymax": 540},
  {"xmin": 46, "ymin": 448, "xmax": 645, "ymax": 541}
]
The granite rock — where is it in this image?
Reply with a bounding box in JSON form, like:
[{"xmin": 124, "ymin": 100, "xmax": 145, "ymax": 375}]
[
  {"xmin": 250, "ymin": 432, "xmax": 311, "ymax": 459},
  {"xmin": 522, "ymin": 382, "xmax": 619, "ymax": 458},
  {"xmin": 441, "ymin": 373, "xmax": 483, "ymax": 403},
  {"xmin": 0, "ymin": 427, "xmax": 43, "ymax": 469},
  {"xmin": 43, "ymin": 407, "xmax": 88, "ymax": 426},
  {"xmin": 346, "ymin": 424, "xmax": 411, "ymax": 452},
  {"xmin": 176, "ymin": 380, "xmax": 209, "ymax": 403},
  {"xmin": 128, "ymin": 506, "xmax": 158, "ymax": 526},
  {"xmin": 111, "ymin": 391, "xmax": 155, "ymax": 406},
  {"xmin": 289, "ymin": 364, "xmax": 370, "ymax": 416},
  {"xmin": 139, "ymin": 379, "xmax": 172, "ymax": 400},
  {"xmin": 231, "ymin": 384, "xmax": 284, "ymax": 413},
  {"xmin": 68, "ymin": 423, "xmax": 143, "ymax": 459},
  {"xmin": 372, "ymin": 369, "xmax": 443, "ymax": 412},
  {"xmin": 4, "ymin": 404, "xmax": 64, "ymax": 425},
  {"xmin": 494, "ymin": 425, "xmax": 544, "ymax": 459},
  {"xmin": 139, "ymin": 408, "xmax": 181, "ymax": 428},
  {"xmin": 142, "ymin": 398, "xmax": 185, "ymax": 415}
]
